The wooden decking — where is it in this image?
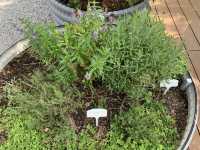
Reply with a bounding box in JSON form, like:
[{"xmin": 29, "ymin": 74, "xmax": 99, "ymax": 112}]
[{"xmin": 150, "ymin": 0, "xmax": 200, "ymax": 149}]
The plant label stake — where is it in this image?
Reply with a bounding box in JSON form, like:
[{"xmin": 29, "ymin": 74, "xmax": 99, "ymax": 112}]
[
  {"xmin": 87, "ymin": 108, "xmax": 107, "ymax": 127},
  {"xmin": 160, "ymin": 79, "xmax": 179, "ymax": 95}
]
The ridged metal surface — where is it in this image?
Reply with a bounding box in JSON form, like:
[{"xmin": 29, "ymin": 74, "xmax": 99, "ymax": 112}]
[
  {"xmin": 178, "ymin": 74, "xmax": 198, "ymax": 150},
  {"xmin": 49, "ymin": 0, "xmax": 150, "ymax": 25}
]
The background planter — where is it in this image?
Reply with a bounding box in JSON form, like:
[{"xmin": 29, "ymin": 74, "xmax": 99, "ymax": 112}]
[
  {"xmin": 0, "ymin": 38, "xmax": 198, "ymax": 150},
  {"xmin": 49, "ymin": 0, "xmax": 150, "ymax": 25}
]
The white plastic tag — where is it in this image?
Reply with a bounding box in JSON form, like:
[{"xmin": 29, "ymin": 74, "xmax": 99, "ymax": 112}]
[
  {"xmin": 87, "ymin": 108, "xmax": 107, "ymax": 126},
  {"xmin": 160, "ymin": 79, "xmax": 179, "ymax": 95}
]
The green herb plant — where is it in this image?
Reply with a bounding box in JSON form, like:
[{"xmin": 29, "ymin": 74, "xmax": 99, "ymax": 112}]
[
  {"xmin": 3, "ymin": 71, "xmax": 83, "ymax": 128},
  {"xmin": 0, "ymin": 10, "xmax": 187, "ymax": 150},
  {"xmin": 24, "ymin": 11, "xmax": 186, "ymax": 96},
  {"xmin": 101, "ymin": 12, "xmax": 186, "ymax": 94}
]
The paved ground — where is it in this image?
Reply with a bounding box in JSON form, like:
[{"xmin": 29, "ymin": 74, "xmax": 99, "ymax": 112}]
[{"xmin": 0, "ymin": 0, "xmax": 52, "ymax": 55}]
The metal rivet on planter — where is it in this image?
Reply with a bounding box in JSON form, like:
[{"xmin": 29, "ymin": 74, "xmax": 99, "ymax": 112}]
[{"xmin": 160, "ymin": 79, "xmax": 179, "ymax": 95}]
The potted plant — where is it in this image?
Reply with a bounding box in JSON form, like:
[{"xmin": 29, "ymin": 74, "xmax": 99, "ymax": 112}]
[
  {"xmin": 0, "ymin": 11, "xmax": 197, "ymax": 150},
  {"xmin": 50, "ymin": 0, "xmax": 149, "ymax": 24}
]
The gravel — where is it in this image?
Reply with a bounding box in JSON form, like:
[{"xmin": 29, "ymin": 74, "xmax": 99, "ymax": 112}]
[{"xmin": 0, "ymin": 0, "xmax": 53, "ymax": 55}]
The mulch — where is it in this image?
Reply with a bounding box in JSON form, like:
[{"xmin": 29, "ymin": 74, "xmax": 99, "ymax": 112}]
[{"xmin": 154, "ymin": 88, "xmax": 188, "ymax": 138}]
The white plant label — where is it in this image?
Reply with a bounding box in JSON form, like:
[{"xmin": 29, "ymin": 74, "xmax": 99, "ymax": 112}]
[
  {"xmin": 160, "ymin": 79, "xmax": 179, "ymax": 95},
  {"xmin": 87, "ymin": 108, "xmax": 107, "ymax": 126}
]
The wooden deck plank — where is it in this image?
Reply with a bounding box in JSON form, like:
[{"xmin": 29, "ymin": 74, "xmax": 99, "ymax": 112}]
[
  {"xmin": 149, "ymin": 0, "xmax": 158, "ymax": 17},
  {"xmin": 188, "ymin": 51, "xmax": 200, "ymax": 80},
  {"xmin": 189, "ymin": 127, "xmax": 200, "ymax": 150},
  {"xmin": 190, "ymin": 0, "xmax": 200, "ymax": 18},
  {"xmin": 152, "ymin": 0, "xmax": 179, "ymax": 38},
  {"xmin": 178, "ymin": 0, "xmax": 200, "ymax": 50},
  {"xmin": 165, "ymin": 0, "xmax": 200, "ymax": 51},
  {"xmin": 152, "ymin": 0, "xmax": 184, "ymax": 48},
  {"xmin": 187, "ymin": 51, "xmax": 200, "ymax": 132}
]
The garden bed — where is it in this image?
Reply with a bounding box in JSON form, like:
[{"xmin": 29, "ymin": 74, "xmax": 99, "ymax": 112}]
[
  {"xmin": 0, "ymin": 50, "xmax": 189, "ymax": 149},
  {"xmin": 0, "ymin": 11, "xmax": 198, "ymax": 150}
]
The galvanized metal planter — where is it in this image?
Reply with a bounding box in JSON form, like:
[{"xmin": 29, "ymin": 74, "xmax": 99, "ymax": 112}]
[
  {"xmin": 49, "ymin": 0, "xmax": 150, "ymax": 25},
  {"xmin": 0, "ymin": 37, "xmax": 198, "ymax": 150},
  {"xmin": 178, "ymin": 74, "xmax": 198, "ymax": 150}
]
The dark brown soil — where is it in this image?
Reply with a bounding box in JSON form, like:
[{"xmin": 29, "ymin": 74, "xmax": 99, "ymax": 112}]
[
  {"xmin": 0, "ymin": 51, "xmax": 41, "ymax": 144},
  {"xmin": 0, "ymin": 51, "xmax": 188, "ymax": 143},
  {"xmin": 0, "ymin": 52, "xmax": 41, "ymax": 96},
  {"xmin": 68, "ymin": 81, "xmax": 131, "ymax": 136},
  {"xmin": 0, "ymin": 130, "xmax": 7, "ymax": 145},
  {"xmin": 154, "ymin": 88, "xmax": 188, "ymax": 138}
]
